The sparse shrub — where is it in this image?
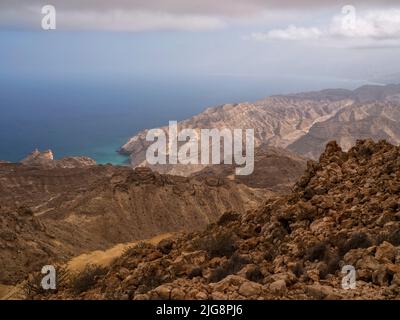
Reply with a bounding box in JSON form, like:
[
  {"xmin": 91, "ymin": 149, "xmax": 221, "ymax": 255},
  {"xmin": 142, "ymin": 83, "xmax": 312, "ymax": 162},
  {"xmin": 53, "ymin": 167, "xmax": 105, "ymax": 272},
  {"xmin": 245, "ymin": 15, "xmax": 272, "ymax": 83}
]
[
  {"xmin": 264, "ymin": 244, "xmax": 278, "ymax": 262},
  {"xmin": 305, "ymin": 242, "xmax": 329, "ymax": 262},
  {"xmin": 188, "ymin": 267, "xmax": 203, "ymax": 279},
  {"xmin": 264, "ymin": 251, "xmax": 275, "ymax": 262},
  {"xmin": 245, "ymin": 266, "xmax": 263, "ymax": 283},
  {"xmin": 208, "ymin": 253, "xmax": 250, "ymax": 283},
  {"xmin": 122, "ymin": 241, "xmax": 154, "ymax": 258},
  {"xmin": 217, "ymin": 211, "xmax": 240, "ymax": 226},
  {"xmin": 358, "ymin": 144, "xmax": 374, "ymax": 158},
  {"xmin": 135, "ymin": 265, "xmax": 169, "ymax": 294},
  {"xmin": 319, "ymin": 254, "xmax": 340, "ymax": 279},
  {"xmin": 193, "ymin": 231, "xmax": 237, "ymax": 258},
  {"xmin": 70, "ymin": 264, "xmax": 107, "ymax": 294},
  {"xmin": 278, "ymin": 217, "xmax": 292, "ymax": 234},
  {"xmin": 23, "ymin": 272, "xmax": 48, "ymax": 298},
  {"xmin": 303, "ymin": 187, "xmax": 316, "ymax": 200},
  {"xmin": 292, "ymin": 262, "xmax": 304, "ymax": 278},
  {"xmin": 208, "ymin": 266, "xmax": 226, "ymax": 283},
  {"xmin": 338, "ymin": 232, "xmax": 372, "ymax": 257},
  {"xmin": 157, "ymin": 239, "xmax": 174, "ymax": 254},
  {"xmin": 254, "ymin": 225, "xmax": 262, "ymax": 234},
  {"xmin": 136, "ymin": 241, "xmax": 147, "ymax": 249},
  {"xmin": 376, "ymin": 230, "xmax": 400, "ymax": 246}
]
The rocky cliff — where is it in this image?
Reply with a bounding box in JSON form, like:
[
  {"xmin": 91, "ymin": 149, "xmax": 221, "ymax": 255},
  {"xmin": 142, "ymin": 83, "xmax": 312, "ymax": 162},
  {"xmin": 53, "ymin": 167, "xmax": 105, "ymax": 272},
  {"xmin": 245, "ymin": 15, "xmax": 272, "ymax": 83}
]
[
  {"xmin": 21, "ymin": 149, "xmax": 96, "ymax": 168},
  {"xmin": 44, "ymin": 139, "xmax": 400, "ymax": 300}
]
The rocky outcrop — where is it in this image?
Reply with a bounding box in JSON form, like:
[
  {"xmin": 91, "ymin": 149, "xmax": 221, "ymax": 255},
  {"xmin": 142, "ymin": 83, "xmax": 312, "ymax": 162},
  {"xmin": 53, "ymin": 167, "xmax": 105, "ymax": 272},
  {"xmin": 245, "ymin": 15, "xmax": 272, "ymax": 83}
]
[
  {"xmin": 0, "ymin": 163, "xmax": 268, "ymax": 284},
  {"xmin": 42, "ymin": 139, "xmax": 400, "ymax": 300},
  {"xmin": 21, "ymin": 149, "xmax": 54, "ymax": 165},
  {"xmin": 20, "ymin": 149, "xmax": 96, "ymax": 168}
]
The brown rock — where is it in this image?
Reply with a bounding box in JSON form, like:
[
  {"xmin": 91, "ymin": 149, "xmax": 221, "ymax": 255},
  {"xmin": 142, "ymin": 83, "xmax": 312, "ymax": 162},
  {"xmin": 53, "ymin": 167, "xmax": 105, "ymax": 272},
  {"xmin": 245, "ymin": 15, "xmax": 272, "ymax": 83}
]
[
  {"xmin": 153, "ymin": 285, "xmax": 171, "ymax": 300},
  {"xmin": 375, "ymin": 242, "xmax": 397, "ymax": 263},
  {"xmin": 306, "ymin": 284, "xmax": 335, "ymax": 300},
  {"xmin": 171, "ymin": 288, "xmax": 186, "ymax": 300},
  {"xmin": 269, "ymin": 280, "xmax": 287, "ymax": 296},
  {"xmin": 238, "ymin": 281, "xmax": 263, "ymax": 298}
]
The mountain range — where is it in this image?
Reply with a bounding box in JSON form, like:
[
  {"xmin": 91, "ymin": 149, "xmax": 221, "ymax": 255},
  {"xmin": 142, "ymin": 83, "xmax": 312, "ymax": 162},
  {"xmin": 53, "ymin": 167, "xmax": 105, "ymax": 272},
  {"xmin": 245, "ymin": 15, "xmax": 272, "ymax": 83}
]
[{"xmin": 120, "ymin": 84, "xmax": 400, "ymax": 175}]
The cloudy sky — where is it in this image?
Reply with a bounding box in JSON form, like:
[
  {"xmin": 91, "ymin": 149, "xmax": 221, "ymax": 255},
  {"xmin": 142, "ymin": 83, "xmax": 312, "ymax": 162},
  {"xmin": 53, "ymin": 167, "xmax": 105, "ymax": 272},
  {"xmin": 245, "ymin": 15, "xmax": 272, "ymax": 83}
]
[{"xmin": 1, "ymin": 0, "xmax": 400, "ymax": 84}]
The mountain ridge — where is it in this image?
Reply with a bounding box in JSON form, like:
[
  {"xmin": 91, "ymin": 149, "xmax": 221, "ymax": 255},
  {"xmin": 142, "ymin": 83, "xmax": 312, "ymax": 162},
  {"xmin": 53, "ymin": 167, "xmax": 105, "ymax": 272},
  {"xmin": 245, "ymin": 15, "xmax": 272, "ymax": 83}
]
[
  {"xmin": 0, "ymin": 163, "xmax": 267, "ymax": 284},
  {"xmin": 120, "ymin": 84, "xmax": 400, "ymax": 177}
]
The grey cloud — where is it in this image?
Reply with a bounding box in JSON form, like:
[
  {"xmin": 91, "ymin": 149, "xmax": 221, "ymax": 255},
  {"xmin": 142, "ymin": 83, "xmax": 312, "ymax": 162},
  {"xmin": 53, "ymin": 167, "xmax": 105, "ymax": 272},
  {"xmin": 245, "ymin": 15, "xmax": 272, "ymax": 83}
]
[
  {"xmin": 1, "ymin": 0, "xmax": 400, "ymax": 31},
  {"xmin": 1, "ymin": 0, "xmax": 400, "ymax": 16}
]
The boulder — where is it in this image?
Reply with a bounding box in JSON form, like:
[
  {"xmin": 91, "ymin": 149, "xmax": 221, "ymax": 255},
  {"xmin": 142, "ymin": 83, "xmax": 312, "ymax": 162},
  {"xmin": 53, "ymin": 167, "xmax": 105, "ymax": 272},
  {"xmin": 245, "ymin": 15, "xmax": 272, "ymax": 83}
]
[
  {"xmin": 269, "ymin": 280, "xmax": 287, "ymax": 296},
  {"xmin": 238, "ymin": 281, "xmax": 263, "ymax": 298}
]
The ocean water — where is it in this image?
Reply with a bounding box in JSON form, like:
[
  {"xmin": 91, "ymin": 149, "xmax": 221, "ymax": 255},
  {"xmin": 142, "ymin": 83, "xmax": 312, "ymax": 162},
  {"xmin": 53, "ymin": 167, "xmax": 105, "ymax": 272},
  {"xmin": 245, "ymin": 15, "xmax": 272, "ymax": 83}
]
[{"xmin": 0, "ymin": 74, "xmax": 369, "ymax": 164}]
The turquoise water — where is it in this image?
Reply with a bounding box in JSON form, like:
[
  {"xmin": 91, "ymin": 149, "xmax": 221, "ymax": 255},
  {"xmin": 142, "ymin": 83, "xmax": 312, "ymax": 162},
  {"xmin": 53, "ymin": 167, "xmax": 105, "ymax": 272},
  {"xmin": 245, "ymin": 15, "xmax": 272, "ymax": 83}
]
[{"xmin": 0, "ymin": 75, "xmax": 369, "ymax": 164}]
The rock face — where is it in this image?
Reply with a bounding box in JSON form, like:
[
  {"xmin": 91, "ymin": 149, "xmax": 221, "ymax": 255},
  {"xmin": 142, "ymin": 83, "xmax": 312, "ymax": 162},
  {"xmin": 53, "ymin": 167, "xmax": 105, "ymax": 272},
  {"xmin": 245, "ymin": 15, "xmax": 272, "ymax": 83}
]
[
  {"xmin": 20, "ymin": 149, "xmax": 96, "ymax": 168},
  {"xmin": 120, "ymin": 84, "xmax": 400, "ymax": 176},
  {"xmin": 0, "ymin": 163, "xmax": 267, "ymax": 284},
  {"xmin": 43, "ymin": 139, "xmax": 400, "ymax": 300}
]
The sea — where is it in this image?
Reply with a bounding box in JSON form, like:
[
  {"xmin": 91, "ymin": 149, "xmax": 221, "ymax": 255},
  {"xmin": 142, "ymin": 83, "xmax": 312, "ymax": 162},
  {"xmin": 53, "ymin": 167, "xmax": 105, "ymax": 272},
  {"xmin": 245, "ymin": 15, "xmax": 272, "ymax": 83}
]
[{"xmin": 0, "ymin": 74, "xmax": 370, "ymax": 165}]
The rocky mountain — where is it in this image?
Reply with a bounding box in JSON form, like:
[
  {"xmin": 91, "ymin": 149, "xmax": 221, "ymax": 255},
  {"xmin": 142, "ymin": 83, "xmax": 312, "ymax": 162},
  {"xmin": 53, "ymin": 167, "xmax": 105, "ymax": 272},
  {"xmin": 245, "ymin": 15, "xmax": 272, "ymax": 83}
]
[
  {"xmin": 286, "ymin": 84, "xmax": 400, "ymax": 103},
  {"xmin": 120, "ymin": 84, "xmax": 400, "ymax": 176},
  {"xmin": 120, "ymin": 96, "xmax": 350, "ymax": 174},
  {"xmin": 288, "ymin": 101, "xmax": 400, "ymax": 159},
  {"xmin": 0, "ymin": 162, "xmax": 267, "ymax": 285},
  {"xmin": 41, "ymin": 139, "xmax": 400, "ymax": 300},
  {"xmin": 21, "ymin": 149, "xmax": 96, "ymax": 168}
]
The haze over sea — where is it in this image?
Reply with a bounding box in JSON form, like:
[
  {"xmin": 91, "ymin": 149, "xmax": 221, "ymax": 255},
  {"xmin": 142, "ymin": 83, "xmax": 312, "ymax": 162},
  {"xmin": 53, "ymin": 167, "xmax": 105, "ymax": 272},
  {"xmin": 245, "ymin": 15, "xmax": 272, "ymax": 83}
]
[{"xmin": 0, "ymin": 74, "xmax": 369, "ymax": 165}]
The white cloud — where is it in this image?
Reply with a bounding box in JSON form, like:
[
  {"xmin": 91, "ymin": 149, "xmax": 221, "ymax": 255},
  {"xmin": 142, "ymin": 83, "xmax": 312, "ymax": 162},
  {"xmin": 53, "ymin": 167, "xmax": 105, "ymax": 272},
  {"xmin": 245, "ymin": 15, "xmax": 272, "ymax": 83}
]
[
  {"xmin": 252, "ymin": 25, "xmax": 322, "ymax": 41},
  {"xmin": 251, "ymin": 9, "xmax": 400, "ymax": 47}
]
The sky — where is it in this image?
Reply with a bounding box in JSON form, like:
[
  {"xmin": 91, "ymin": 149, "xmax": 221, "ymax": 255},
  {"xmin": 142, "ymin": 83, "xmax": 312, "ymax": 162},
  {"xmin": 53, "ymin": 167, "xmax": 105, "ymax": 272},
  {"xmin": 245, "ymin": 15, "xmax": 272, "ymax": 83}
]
[{"xmin": 1, "ymin": 0, "xmax": 400, "ymax": 83}]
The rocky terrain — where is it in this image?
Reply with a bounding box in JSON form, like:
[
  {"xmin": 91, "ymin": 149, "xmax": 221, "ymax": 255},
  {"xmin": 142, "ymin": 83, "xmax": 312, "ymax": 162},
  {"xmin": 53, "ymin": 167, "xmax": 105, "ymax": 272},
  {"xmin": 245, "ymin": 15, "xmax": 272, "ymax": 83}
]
[
  {"xmin": 38, "ymin": 139, "xmax": 400, "ymax": 300},
  {"xmin": 120, "ymin": 84, "xmax": 400, "ymax": 176},
  {"xmin": 0, "ymin": 161, "xmax": 267, "ymax": 285},
  {"xmin": 192, "ymin": 145, "xmax": 307, "ymax": 193}
]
